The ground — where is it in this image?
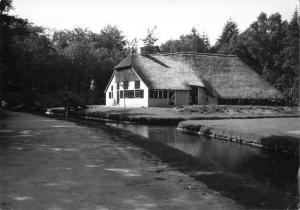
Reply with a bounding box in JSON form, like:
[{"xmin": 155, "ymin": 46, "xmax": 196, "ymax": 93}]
[{"xmin": 0, "ymin": 112, "xmax": 242, "ymax": 210}]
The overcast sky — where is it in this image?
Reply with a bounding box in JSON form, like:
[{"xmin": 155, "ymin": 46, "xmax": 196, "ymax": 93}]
[{"xmin": 12, "ymin": 0, "xmax": 299, "ymax": 46}]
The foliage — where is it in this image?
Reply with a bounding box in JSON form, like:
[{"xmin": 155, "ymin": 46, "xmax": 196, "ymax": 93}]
[
  {"xmin": 1, "ymin": 0, "xmax": 128, "ymax": 102},
  {"xmin": 215, "ymin": 19, "xmax": 239, "ymax": 54},
  {"xmin": 52, "ymin": 26, "xmax": 128, "ymax": 99},
  {"xmin": 235, "ymin": 12, "xmax": 298, "ymax": 105},
  {"xmin": 277, "ymin": 10, "xmax": 299, "ymax": 105},
  {"xmin": 161, "ymin": 28, "xmax": 210, "ymax": 53},
  {"xmin": 127, "ymin": 38, "xmax": 138, "ymax": 54},
  {"xmin": 141, "ymin": 26, "xmax": 160, "ymax": 54}
]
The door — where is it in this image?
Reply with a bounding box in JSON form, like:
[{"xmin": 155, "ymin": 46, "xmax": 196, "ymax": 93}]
[
  {"xmin": 190, "ymin": 86, "xmax": 198, "ymax": 104},
  {"xmin": 117, "ymin": 91, "xmax": 120, "ymax": 104},
  {"xmin": 168, "ymin": 91, "xmax": 175, "ymax": 105}
]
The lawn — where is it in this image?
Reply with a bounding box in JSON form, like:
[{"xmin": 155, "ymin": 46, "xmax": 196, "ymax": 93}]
[
  {"xmin": 49, "ymin": 105, "xmax": 300, "ymax": 125},
  {"xmin": 178, "ymin": 118, "xmax": 300, "ymax": 155}
]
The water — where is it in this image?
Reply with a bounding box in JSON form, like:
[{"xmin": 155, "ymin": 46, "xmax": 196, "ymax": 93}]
[{"xmin": 106, "ymin": 122, "xmax": 299, "ymax": 196}]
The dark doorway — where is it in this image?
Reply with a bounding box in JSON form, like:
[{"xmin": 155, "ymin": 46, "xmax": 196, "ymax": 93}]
[
  {"xmin": 190, "ymin": 86, "xmax": 198, "ymax": 104},
  {"xmin": 168, "ymin": 91, "xmax": 175, "ymax": 105},
  {"xmin": 117, "ymin": 91, "xmax": 119, "ymax": 104}
]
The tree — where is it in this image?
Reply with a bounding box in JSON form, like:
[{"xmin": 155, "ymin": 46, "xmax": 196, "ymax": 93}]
[
  {"xmin": 237, "ymin": 12, "xmax": 288, "ymax": 82},
  {"xmin": 127, "ymin": 38, "xmax": 138, "ymax": 54},
  {"xmin": 215, "ymin": 19, "xmax": 239, "ymax": 54},
  {"xmin": 160, "ymin": 28, "xmax": 210, "ymax": 53},
  {"xmin": 141, "ymin": 26, "xmax": 160, "ymax": 54},
  {"xmin": 52, "ymin": 25, "xmax": 128, "ymax": 100},
  {"xmin": 0, "ymin": 0, "xmax": 13, "ymax": 14},
  {"xmin": 277, "ymin": 9, "xmax": 299, "ymax": 105}
]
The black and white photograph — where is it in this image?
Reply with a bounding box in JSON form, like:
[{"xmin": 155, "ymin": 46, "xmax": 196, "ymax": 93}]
[{"xmin": 0, "ymin": 0, "xmax": 299, "ymax": 209}]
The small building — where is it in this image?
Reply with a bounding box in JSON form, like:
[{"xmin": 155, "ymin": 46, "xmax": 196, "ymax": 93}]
[{"xmin": 105, "ymin": 52, "xmax": 283, "ymax": 107}]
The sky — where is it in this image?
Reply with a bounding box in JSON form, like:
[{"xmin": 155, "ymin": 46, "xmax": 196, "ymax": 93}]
[{"xmin": 11, "ymin": 0, "xmax": 299, "ymax": 46}]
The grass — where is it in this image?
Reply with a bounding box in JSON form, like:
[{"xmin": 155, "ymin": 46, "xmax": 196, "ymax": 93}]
[
  {"xmin": 174, "ymin": 105, "xmax": 298, "ymax": 115},
  {"xmin": 178, "ymin": 118, "xmax": 300, "ymax": 155},
  {"xmin": 49, "ymin": 105, "xmax": 300, "ymax": 125}
]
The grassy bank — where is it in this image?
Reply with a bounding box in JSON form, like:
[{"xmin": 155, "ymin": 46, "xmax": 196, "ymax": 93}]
[
  {"xmin": 49, "ymin": 105, "xmax": 300, "ymax": 125},
  {"xmin": 178, "ymin": 118, "xmax": 300, "ymax": 155}
]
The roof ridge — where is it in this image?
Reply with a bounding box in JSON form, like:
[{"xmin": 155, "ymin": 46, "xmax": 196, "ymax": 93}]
[{"xmin": 156, "ymin": 52, "xmax": 237, "ymax": 57}]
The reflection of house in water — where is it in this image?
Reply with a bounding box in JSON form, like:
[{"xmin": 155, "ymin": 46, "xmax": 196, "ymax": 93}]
[
  {"xmin": 106, "ymin": 123, "xmax": 150, "ymax": 138},
  {"xmin": 105, "ymin": 52, "xmax": 283, "ymax": 107}
]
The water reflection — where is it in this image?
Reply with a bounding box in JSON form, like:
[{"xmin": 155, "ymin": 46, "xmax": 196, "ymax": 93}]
[{"xmin": 106, "ymin": 122, "xmax": 298, "ymax": 195}]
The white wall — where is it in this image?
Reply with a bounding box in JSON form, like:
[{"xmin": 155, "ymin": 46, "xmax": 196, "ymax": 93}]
[
  {"xmin": 106, "ymin": 73, "xmax": 149, "ymax": 107},
  {"xmin": 118, "ymin": 80, "xmax": 149, "ymax": 108},
  {"xmin": 105, "ymin": 75, "xmax": 116, "ymax": 106}
]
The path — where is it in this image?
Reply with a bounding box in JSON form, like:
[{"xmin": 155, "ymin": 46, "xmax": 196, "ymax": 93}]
[{"xmin": 0, "ymin": 112, "xmax": 241, "ymax": 210}]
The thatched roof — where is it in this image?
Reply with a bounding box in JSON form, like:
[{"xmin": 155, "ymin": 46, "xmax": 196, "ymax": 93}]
[
  {"xmin": 114, "ymin": 52, "xmax": 283, "ymax": 99},
  {"xmin": 115, "ymin": 54, "xmax": 204, "ymax": 90}
]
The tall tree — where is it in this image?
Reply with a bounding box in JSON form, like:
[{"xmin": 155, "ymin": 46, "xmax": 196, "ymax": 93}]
[
  {"xmin": 141, "ymin": 26, "xmax": 160, "ymax": 54},
  {"xmin": 215, "ymin": 19, "xmax": 239, "ymax": 54},
  {"xmin": 237, "ymin": 12, "xmax": 288, "ymax": 82},
  {"xmin": 127, "ymin": 38, "xmax": 138, "ymax": 54},
  {"xmin": 277, "ymin": 9, "xmax": 299, "ymax": 105}
]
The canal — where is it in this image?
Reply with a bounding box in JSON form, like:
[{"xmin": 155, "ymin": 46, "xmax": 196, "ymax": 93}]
[{"xmin": 105, "ymin": 122, "xmax": 299, "ymax": 208}]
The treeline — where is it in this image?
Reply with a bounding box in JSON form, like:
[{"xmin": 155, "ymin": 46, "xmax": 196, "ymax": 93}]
[
  {"xmin": 0, "ymin": 0, "xmax": 299, "ymax": 105},
  {"xmin": 1, "ymin": 0, "xmax": 131, "ymax": 104}
]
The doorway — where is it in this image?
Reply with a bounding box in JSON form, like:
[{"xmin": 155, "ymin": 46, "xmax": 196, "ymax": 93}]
[
  {"xmin": 190, "ymin": 86, "xmax": 198, "ymax": 104},
  {"xmin": 168, "ymin": 91, "xmax": 175, "ymax": 105},
  {"xmin": 117, "ymin": 91, "xmax": 120, "ymax": 104}
]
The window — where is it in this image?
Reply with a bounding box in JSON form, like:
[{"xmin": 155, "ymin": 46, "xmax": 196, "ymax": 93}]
[
  {"xmin": 150, "ymin": 90, "xmax": 154, "ymax": 98},
  {"xmin": 109, "ymin": 92, "xmax": 112, "ymax": 98},
  {"xmin": 135, "ymin": 90, "xmax": 144, "ymax": 98},
  {"xmin": 150, "ymin": 90, "xmax": 168, "ymax": 99},
  {"xmin": 117, "ymin": 83, "xmax": 119, "ymax": 90},
  {"xmin": 123, "ymin": 81, "xmax": 129, "ymax": 89},
  {"xmin": 111, "ymin": 85, "xmax": 113, "ymax": 91},
  {"xmin": 124, "ymin": 90, "xmax": 134, "ymax": 98},
  {"xmin": 120, "ymin": 90, "xmax": 124, "ymax": 98},
  {"xmin": 135, "ymin": 81, "xmax": 140, "ymax": 89}
]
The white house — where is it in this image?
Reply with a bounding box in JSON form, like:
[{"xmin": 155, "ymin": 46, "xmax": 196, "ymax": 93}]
[{"xmin": 105, "ymin": 52, "xmax": 283, "ymax": 107}]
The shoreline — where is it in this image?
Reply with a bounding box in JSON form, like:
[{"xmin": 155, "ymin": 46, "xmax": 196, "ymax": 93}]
[
  {"xmin": 178, "ymin": 119, "xmax": 299, "ymax": 156},
  {"xmin": 49, "ymin": 106, "xmax": 300, "ymax": 125},
  {"xmin": 25, "ymin": 108, "xmax": 300, "ymax": 156}
]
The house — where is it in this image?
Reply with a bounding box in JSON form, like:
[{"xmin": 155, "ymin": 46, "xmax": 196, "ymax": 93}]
[{"xmin": 104, "ymin": 52, "xmax": 283, "ymax": 107}]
